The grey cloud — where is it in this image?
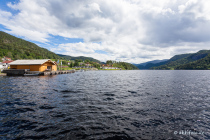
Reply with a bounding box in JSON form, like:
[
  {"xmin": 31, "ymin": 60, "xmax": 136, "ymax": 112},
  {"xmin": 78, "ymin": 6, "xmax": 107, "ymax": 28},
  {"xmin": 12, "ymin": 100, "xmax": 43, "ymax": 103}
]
[
  {"xmin": 140, "ymin": 2, "xmax": 210, "ymax": 47},
  {"xmin": 46, "ymin": 0, "xmax": 105, "ymax": 27},
  {"xmin": 1, "ymin": 0, "xmax": 210, "ymax": 63}
]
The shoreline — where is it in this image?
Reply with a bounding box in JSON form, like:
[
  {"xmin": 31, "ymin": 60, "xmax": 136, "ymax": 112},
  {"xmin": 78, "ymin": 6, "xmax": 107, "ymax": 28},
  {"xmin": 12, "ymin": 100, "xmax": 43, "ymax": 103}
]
[{"xmin": 0, "ymin": 73, "xmax": 6, "ymax": 76}]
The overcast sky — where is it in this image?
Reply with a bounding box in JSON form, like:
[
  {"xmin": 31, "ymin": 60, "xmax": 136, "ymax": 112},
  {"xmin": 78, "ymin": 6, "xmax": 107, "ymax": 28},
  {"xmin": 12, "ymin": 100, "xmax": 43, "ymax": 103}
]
[{"xmin": 0, "ymin": 0, "xmax": 210, "ymax": 63}]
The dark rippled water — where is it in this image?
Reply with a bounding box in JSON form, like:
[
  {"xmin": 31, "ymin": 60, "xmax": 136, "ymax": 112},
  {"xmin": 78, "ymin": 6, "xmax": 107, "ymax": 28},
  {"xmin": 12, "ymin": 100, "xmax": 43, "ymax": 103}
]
[{"xmin": 0, "ymin": 70, "xmax": 210, "ymax": 140}]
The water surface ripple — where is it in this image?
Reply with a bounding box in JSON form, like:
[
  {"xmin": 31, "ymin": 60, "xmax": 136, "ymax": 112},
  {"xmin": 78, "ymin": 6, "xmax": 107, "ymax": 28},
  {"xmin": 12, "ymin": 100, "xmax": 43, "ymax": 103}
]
[{"xmin": 0, "ymin": 70, "xmax": 210, "ymax": 139}]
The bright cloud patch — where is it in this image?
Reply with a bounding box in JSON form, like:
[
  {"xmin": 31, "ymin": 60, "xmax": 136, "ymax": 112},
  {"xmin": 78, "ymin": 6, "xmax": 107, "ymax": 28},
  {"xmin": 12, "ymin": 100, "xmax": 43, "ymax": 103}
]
[{"xmin": 0, "ymin": 0, "xmax": 210, "ymax": 63}]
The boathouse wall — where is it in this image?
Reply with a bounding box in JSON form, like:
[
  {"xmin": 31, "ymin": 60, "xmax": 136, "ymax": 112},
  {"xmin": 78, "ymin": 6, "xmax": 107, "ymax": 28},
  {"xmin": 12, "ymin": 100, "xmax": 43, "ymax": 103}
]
[
  {"xmin": 40, "ymin": 62, "xmax": 57, "ymax": 71},
  {"xmin": 10, "ymin": 62, "xmax": 57, "ymax": 72},
  {"xmin": 10, "ymin": 65, "xmax": 41, "ymax": 71}
]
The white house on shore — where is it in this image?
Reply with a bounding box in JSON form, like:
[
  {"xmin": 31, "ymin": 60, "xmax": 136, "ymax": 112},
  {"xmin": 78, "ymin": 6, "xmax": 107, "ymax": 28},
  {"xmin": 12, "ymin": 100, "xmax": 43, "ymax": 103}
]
[
  {"xmin": 0, "ymin": 62, "xmax": 10, "ymax": 70},
  {"xmin": 0, "ymin": 62, "xmax": 3, "ymax": 70}
]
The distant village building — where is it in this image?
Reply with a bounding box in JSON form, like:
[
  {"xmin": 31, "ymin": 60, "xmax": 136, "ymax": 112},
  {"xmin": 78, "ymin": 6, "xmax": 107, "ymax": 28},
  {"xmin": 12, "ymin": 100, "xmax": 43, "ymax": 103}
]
[
  {"xmin": 2, "ymin": 56, "xmax": 12, "ymax": 61},
  {"xmin": 85, "ymin": 63, "xmax": 91, "ymax": 67},
  {"xmin": 79, "ymin": 62, "xmax": 84, "ymax": 66},
  {"xmin": 1, "ymin": 56, "xmax": 13, "ymax": 69},
  {"xmin": 9, "ymin": 59, "xmax": 57, "ymax": 72},
  {"xmin": 100, "ymin": 64, "xmax": 119, "ymax": 69}
]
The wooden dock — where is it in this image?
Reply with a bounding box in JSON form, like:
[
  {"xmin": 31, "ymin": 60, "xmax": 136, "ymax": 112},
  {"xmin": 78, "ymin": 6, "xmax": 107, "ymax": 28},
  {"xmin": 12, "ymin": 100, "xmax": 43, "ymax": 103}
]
[{"xmin": 2, "ymin": 69, "xmax": 75, "ymax": 76}]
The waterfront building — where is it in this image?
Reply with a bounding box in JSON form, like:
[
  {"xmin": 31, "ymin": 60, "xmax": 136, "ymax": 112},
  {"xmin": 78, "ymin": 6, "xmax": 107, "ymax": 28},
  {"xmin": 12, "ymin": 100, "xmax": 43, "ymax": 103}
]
[
  {"xmin": 9, "ymin": 59, "xmax": 57, "ymax": 72},
  {"xmin": 2, "ymin": 56, "xmax": 12, "ymax": 61}
]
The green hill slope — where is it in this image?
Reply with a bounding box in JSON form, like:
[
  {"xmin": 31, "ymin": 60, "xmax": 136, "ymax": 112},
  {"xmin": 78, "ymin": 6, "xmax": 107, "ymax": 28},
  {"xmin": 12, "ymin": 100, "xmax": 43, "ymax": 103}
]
[
  {"xmin": 0, "ymin": 31, "xmax": 61, "ymax": 60},
  {"xmin": 57, "ymin": 54, "xmax": 101, "ymax": 63},
  {"xmin": 151, "ymin": 50, "xmax": 210, "ymax": 70},
  {"xmin": 113, "ymin": 62, "xmax": 139, "ymax": 70},
  {"xmin": 106, "ymin": 60, "xmax": 138, "ymax": 70},
  {"xmin": 175, "ymin": 54, "xmax": 210, "ymax": 70},
  {"xmin": 135, "ymin": 53, "xmax": 194, "ymax": 70}
]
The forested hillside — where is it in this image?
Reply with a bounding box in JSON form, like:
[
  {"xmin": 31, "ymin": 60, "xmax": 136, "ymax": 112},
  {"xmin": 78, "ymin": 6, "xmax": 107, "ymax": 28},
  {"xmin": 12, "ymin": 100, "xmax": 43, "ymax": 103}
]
[
  {"xmin": 151, "ymin": 50, "xmax": 210, "ymax": 70},
  {"xmin": 106, "ymin": 60, "xmax": 139, "ymax": 70},
  {"xmin": 57, "ymin": 54, "xmax": 101, "ymax": 63},
  {"xmin": 0, "ymin": 31, "xmax": 61, "ymax": 60},
  {"xmin": 134, "ymin": 59, "xmax": 168, "ymax": 69},
  {"xmin": 175, "ymin": 54, "xmax": 210, "ymax": 70},
  {"xmin": 114, "ymin": 62, "xmax": 138, "ymax": 70}
]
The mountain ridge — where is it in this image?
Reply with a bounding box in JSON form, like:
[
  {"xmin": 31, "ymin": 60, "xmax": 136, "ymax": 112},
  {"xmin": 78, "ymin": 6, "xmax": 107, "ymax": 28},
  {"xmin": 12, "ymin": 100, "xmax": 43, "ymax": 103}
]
[
  {"xmin": 0, "ymin": 31, "xmax": 61, "ymax": 60},
  {"xmin": 134, "ymin": 59, "xmax": 169, "ymax": 69},
  {"xmin": 57, "ymin": 54, "xmax": 101, "ymax": 63},
  {"xmin": 0, "ymin": 31, "xmax": 101, "ymax": 63},
  {"xmin": 134, "ymin": 50, "xmax": 210, "ymax": 70},
  {"xmin": 151, "ymin": 50, "xmax": 210, "ymax": 70}
]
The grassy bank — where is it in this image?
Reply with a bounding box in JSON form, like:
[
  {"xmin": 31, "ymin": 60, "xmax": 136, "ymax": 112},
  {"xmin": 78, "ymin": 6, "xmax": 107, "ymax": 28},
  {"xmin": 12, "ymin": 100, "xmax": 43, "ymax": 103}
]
[
  {"xmin": 100, "ymin": 69, "xmax": 121, "ymax": 70},
  {"xmin": 0, "ymin": 70, "xmax": 6, "ymax": 76},
  {"xmin": 59, "ymin": 67, "xmax": 75, "ymax": 70}
]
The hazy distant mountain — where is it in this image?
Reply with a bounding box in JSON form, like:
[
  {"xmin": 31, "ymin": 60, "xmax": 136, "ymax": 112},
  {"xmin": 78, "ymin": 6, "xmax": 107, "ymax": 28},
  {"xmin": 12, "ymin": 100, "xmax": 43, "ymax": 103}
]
[
  {"xmin": 134, "ymin": 59, "xmax": 168, "ymax": 69},
  {"xmin": 138, "ymin": 59, "xmax": 169, "ymax": 66},
  {"xmin": 135, "ymin": 50, "xmax": 210, "ymax": 70}
]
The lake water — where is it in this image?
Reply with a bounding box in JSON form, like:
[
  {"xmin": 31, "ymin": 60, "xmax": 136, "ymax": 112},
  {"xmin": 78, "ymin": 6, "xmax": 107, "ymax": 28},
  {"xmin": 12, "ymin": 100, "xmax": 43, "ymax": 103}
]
[{"xmin": 0, "ymin": 70, "xmax": 210, "ymax": 140}]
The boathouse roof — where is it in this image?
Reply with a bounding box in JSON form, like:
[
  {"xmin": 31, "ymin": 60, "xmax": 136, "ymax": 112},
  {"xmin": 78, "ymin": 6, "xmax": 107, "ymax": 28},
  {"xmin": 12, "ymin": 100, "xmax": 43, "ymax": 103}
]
[{"xmin": 9, "ymin": 59, "xmax": 56, "ymax": 65}]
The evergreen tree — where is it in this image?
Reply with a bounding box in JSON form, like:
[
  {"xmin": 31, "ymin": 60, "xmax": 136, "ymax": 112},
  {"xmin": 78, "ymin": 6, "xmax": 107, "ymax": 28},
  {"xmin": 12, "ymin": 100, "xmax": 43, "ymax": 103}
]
[
  {"xmin": 74, "ymin": 60, "xmax": 79, "ymax": 66},
  {"xmin": 7, "ymin": 52, "xmax": 12, "ymax": 59},
  {"xmin": 69, "ymin": 62, "xmax": 74, "ymax": 67},
  {"xmin": 14, "ymin": 54, "xmax": 20, "ymax": 60},
  {"xmin": 85, "ymin": 59, "xmax": 90, "ymax": 63}
]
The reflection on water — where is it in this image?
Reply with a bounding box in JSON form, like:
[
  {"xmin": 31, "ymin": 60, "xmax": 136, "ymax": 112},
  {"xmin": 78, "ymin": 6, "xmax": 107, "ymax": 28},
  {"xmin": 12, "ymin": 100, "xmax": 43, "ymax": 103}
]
[{"xmin": 0, "ymin": 70, "xmax": 210, "ymax": 139}]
